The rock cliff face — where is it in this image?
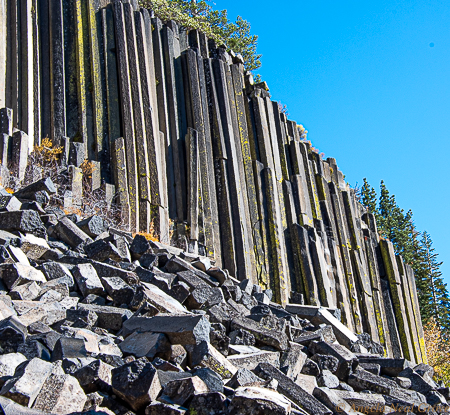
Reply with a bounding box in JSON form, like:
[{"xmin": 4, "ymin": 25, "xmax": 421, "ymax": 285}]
[{"xmin": 0, "ymin": 0, "xmax": 425, "ymax": 372}]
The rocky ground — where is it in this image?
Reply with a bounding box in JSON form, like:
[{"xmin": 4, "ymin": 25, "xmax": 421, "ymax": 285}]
[{"xmin": 0, "ymin": 177, "xmax": 448, "ymax": 415}]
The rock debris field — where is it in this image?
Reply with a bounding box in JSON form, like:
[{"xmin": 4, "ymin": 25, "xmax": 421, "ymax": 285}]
[{"xmin": 0, "ymin": 177, "xmax": 448, "ymax": 415}]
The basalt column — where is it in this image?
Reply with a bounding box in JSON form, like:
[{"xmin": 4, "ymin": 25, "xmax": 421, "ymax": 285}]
[{"xmin": 0, "ymin": 0, "xmax": 427, "ymax": 365}]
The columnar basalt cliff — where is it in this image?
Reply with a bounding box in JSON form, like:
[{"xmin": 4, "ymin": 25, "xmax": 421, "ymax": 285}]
[{"xmin": 0, "ymin": 0, "xmax": 426, "ymax": 365}]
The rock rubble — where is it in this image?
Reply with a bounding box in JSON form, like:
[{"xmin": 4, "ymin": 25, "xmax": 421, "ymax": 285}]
[{"xmin": 0, "ymin": 179, "xmax": 447, "ymax": 415}]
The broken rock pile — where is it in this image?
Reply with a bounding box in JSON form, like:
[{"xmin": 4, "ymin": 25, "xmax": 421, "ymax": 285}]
[{"xmin": 0, "ymin": 178, "xmax": 448, "ymax": 415}]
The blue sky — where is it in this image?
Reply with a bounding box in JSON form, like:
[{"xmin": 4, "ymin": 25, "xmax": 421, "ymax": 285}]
[{"xmin": 214, "ymin": 0, "xmax": 450, "ymax": 285}]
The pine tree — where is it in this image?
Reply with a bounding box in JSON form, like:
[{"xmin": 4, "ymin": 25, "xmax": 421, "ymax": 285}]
[
  {"xmin": 140, "ymin": 0, "xmax": 262, "ymax": 72},
  {"xmin": 377, "ymin": 181, "xmax": 416, "ymax": 264},
  {"xmin": 360, "ymin": 179, "xmax": 449, "ymax": 331},
  {"xmin": 414, "ymin": 232, "xmax": 434, "ymax": 324},
  {"xmin": 361, "ymin": 178, "xmax": 378, "ymax": 215},
  {"xmin": 418, "ymin": 232, "xmax": 450, "ymax": 334}
]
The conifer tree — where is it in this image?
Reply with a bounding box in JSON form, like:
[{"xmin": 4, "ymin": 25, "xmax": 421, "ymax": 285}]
[
  {"xmin": 414, "ymin": 232, "xmax": 435, "ymax": 323},
  {"xmin": 361, "ymin": 178, "xmax": 378, "ymax": 215},
  {"xmin": 359, "ymin": 179, "xmax": 449, "ymax": 331},
  {"xmin": 377, "ymin": 181, "xmax": 416, "ymax": 264},
  {"xmin": 140, "ymin": 0, "xmax": 262, "ymax": 72},
  {"xmin": 418, "ymin": 232, "xmax": 450, "ymax": 334}
]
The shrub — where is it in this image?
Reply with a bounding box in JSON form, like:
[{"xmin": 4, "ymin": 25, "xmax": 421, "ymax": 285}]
[{"xmin": 424, "ymin": 317, "xmax": 450, "ymax": 385}]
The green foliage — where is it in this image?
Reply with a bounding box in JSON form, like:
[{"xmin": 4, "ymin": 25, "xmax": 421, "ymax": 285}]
[
  {"xmin": 360, "ymin": 178, "xmax": 449, "ymax": 335},
  {"xmin": 139, "ymin": 0, "xmax": 262, "ymax": 72},
  {"xmin": 361, "ymin": 178, "xmax": 377, "ymax": 215},
  {"xmin": 416, "ymin": 232, "xmax": 450, "ymax": 334},
  {"xmin": 377, "ymin": 181, "xmax": 416, "ymax": 264}
]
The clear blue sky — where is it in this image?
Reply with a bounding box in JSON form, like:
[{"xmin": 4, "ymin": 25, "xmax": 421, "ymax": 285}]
[{"xmin": 214, "ymin": 0, "xmax": 450, "ymax": 285}]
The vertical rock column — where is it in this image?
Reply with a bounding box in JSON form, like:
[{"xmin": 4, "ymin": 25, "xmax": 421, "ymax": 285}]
[
  {"xmin": 101, "ymin": 4, "xmax": 121, "ymax": 183},
  {"xmin": 183, "ymin": 48, "xmax": 219, "ymax": 258},
  {"xmin": 153, "ymin": 18, "xmax": 186, "ymax": 243},
  {"xmin": 49, "ymin": 0, "xmax": 65, "ymax": 147},
  {"xmin": 380, "ymin": 276, "xmax": 404, "ymax": 358},
  {"xmin": 161, "ymin": 22, "xmax": 185, "ymax": 229},
  {"xmin": 74, "ymin": 0, "xmax": 89, "ymax": 154},
  {"xmin": 196, "ymin": 50, "xmax": 220, "ymax": 261},
  {"xmin": 63, "ymin": 0, "xmax": 79, "ymax": 144},
  {"xmin": 264, "ymin": 95, "xmax": 291, "ymax": 300},
  {"xmin": 263, "ymin": 167, "xmax": 289, "ymax": 305},
  {"xmin": 6, "ymin": 0, "xmax": 19, "ymax": 129},
  {"xmin": 361, "ymin": 215, "xmax": 391, "ymax": 354},
  {"xmin": 186, "ymin": 127, "xmax": 199, "ymax": 252},
  {"xmin": 405, "ymin": 263, "xmax": 428, "ymax": 363},
  {"xmin": 0, "ymin": 0, "xmax": 6, "ymax": 108},
  {"xmin": 211, "ymin": 57, "xmax": 255, "ymax": 283},
  {"xmin": 123, "ymin": 3, "xmax": 151, "ymax": 233},
  {"xmin": 289, "ymin": 141, "xmax": 313, "ymax": 226},
  {"xmin": 396, "ymin": 256, "xmax": 422, "ymax": 363},
  {"xmin": 251, "ymin": 90, "xmax": 288, "ymax": 301},
  {"xmin": 31, "ymin": 0, "xmax": 40, "ymax": 146},
  {"xmin": 230, "ymin": 63, "xmax": 266, "ymax": 285},
  {"xmin": 316, "ymin": 173, "xmax": 353, "ymax": 329},
  {"xmin": 114, "ymin": 137, "xmax": 130, "ymax": 227},
  {"xmin": 87, "ymin": 0, "xmax": 108, "ymax": 173},
  {"xmin": 12, "ymin": 131, "xmax": 29, "ymax": 180},
  {"xmin": 113, "ymin": 1, "xmax": 139, "ymax": 232},
  {"xmin": 342, "ymin": 190, "xmax": 379, "ymax": 342},
  {"xmin": 380, "ymin": 239, "xmax": 415, "ymax": 362},
  {"xmin": 0, "ymin": 108, "xmax": 13, "ymax": 167},
  {"xmin": 204, "ymin": 57, "xmax": 234, "ymax": 274},
  {"xmin": 226, "ymin": 60, "xmax": 257, "ymax": 279},
  {"xmin": 138, "ymin": 9, "xmax": 169, "ymax": 243},
  {"xmin": 329, "ymin": 182, "xmax": 363, "ymax": 333}
]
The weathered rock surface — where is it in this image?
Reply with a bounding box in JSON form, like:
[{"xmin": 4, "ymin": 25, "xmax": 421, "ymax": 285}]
[{"xmin": 0, "ymin": 175, "xmax": 437, "ymax": 415}]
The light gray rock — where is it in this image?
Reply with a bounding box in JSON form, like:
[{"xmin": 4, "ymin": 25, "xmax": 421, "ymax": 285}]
[
  {"xmin": 121, "ymin": 315, "xmax": 211, "ymax": 345},
  {"xmin": 0, "ymin": 358, "xmax": 53, "ymax": 407},
  {"xmin": 280, "ymin": 341, "xmax": 307, "ymax": 379},
  {"xmin": 0, "ymin": 353, "xmax": 27, "ymax": 378},
  {"xmin": 309, "ymin": 341, "xmax": 357, "ymax": 381},
  {"xmin": 9, "ymin": 282, "xmax": 41, "ymax": 301},
  {"xmin": 255, "ymin": 363, "xmax": 332, "ymax": 415},
  {"xmin": 78, "ymin": 303, "xmax": 132, "ymax": 331},
  {"xmin": 18, "ymin": 234, "xmax": 50, "ymax": 260},
  {"xmin": 0, "ymin": 195, "xmax": 22, "ymax": 212},
  {"xmin": 53, "ymin": 217, "xmax": 93, "ymax": 250},
  {"xmin": 294, "ymin": 374, "xmax": 318, "ymax": 395},
  {"xmin": 190, "ymin": 341, "xmax": 237, "ymax": 379},
  {"xmin": 163, "ymin": 376, "xmax": 208, "ymax": 406},
  {"xmin": 227, "ymin": 368, "xmax": 264, "ymax": 389},
  {"xmin": 77, "ymin": 215, "xmax": 106, "ymax": 238},
  {"xmin": 0, "ymin": 263, "xmax": 46, "ymax": 290},
  {"xmin": 227, "ymin": 350, "xmax": 280, "ymax": 371},
  {"xmin": 313, "ymin": 387, "xmax": 358, "ymax": 415},
  {"xmin": 32, "ymin": 372, "xmax": 87, "ymax": 414},
  {"xmin": 72, "ymin": 264, "xmax": 104, "ymax": 297},
  {"xmin": 230, "ymin": 316, "xmax": 289, "ymax": 351},
  {"xmin": 333, "ymin": 390, "xmax": 385, "ymax": 415},
  {"xmin": 40, "ymin": 262, "xmax": 74, "ymax": 286},
  {"xmin": 398, "ymin": 367, "xmax": 437, "ymax": 395},
  {"xmin": 348, "ymin": 367, "xmax": 399, "ymax": 395},
  {"xmin": 318, "ymin": 370, "xmax": 340, "ymax": 389},
  {"xmin": 228, "ymin": 386, "xmax": 292, "ymax": 415}
]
